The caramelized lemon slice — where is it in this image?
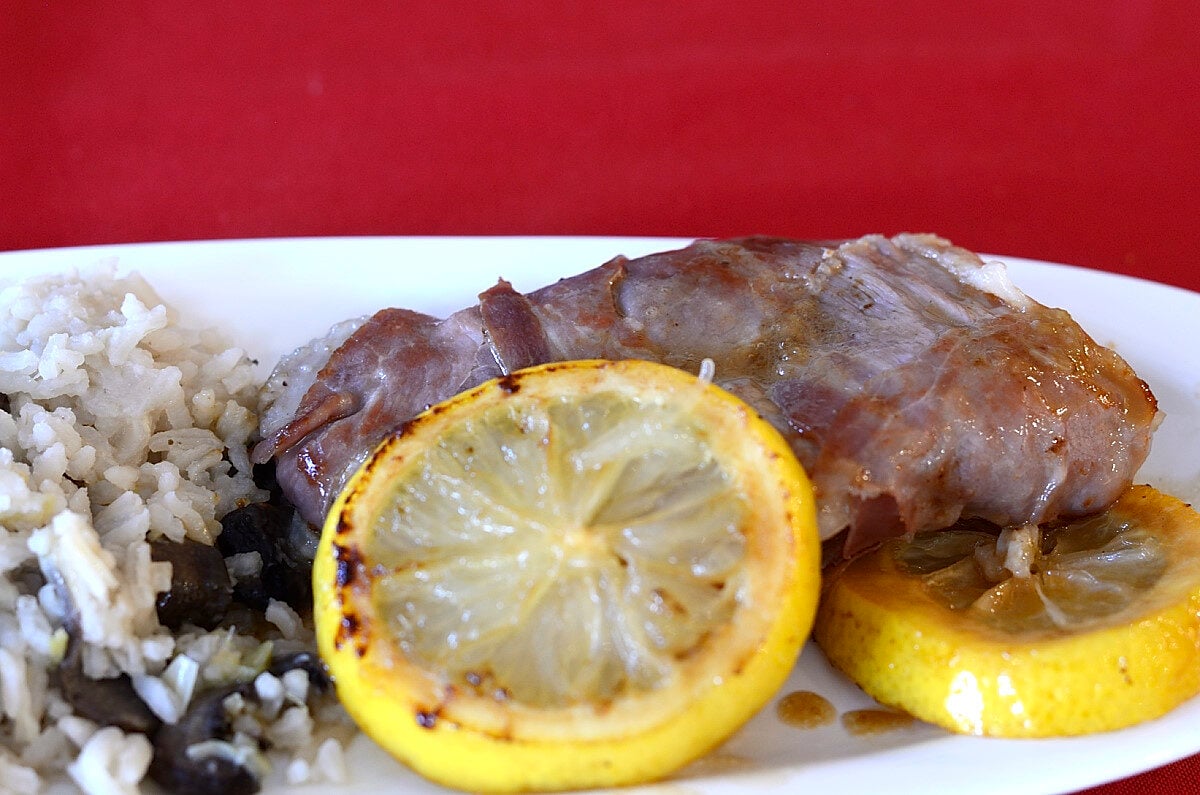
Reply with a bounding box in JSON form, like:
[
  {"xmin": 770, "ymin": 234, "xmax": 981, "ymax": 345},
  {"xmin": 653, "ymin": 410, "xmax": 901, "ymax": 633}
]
[
  {"xmin": 815, "ymin": 485, "xmax": 1200, "ymax": 737},
  {"xmin": 314, "ymin": 359, "xmax": 820, "ymax": 792}
]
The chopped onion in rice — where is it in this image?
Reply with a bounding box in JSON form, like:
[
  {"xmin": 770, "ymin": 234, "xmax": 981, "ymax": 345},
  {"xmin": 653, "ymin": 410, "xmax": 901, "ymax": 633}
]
[{"xmin": 132, "ymin": 654, "xmax": 200, "ymax": 724}]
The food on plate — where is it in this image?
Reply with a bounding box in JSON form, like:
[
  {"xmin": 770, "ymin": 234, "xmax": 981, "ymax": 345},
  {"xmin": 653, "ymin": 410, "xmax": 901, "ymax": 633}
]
[
  {"xmin": 814, "ymin": 485, "xmax": 1200, "ymax": 737},
  {"xmin": 313, "ymin": 359, "xmax": 821, "ymax": 792},
  {"xmin": 0, "ymin": 270, "xmax": 347, "ymax": 794},
  {"xmin": 253, "ymin": 234, "xmax": 1159, "ymax": 560},
  {"xmin": 0, "ymin": 237, "xmax": 1188, "ymax": 794}
]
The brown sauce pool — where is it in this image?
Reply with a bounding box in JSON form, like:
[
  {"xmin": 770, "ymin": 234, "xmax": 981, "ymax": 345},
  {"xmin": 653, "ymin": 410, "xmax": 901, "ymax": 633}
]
[
  {"xmin": 776, "ymin": 690, "xmax": 916, "ymax": 736},
  {"xmin": 775, "ymin": 690, "xmax": 837, "ymax": 729},
  {"xmin": 841, "ymin": 708, "xmax": 916, "ymax": 735}
]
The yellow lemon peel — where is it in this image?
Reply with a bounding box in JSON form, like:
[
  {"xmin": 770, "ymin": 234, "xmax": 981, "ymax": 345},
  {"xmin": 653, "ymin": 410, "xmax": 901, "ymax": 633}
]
[
  {"xmin": 314, "ymin": 359, "xmax": 821, "ymax": 791},
  {"xmin": 815, "ymin": 485, "xmax": 1200, "ymax": 737}
]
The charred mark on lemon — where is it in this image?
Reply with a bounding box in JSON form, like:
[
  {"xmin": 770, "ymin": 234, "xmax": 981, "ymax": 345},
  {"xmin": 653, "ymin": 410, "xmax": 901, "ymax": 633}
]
[
  {"xmin": 332, "ymin": 542, "xmax": 362, "ymax": 588},
  {"xmin": 333, "ymin": 608, "xmax": 367, "ymax": 657}
]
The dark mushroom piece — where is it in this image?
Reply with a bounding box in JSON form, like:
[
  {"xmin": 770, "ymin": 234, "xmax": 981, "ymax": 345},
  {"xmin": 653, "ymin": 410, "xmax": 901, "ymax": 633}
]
[
  {"xmin": 150, "ymin": 538, "xmax": 233, "ymax": 630},
  {"xmin": 148, "ymin": 650, "xmax": 332, "ymax": 795},
  {"xmin": 57, "ymin": 630, "xmax": 161, "ymax": 736},
  {"xmin": 216, "ymin": 503, "xmax": 312, "ymax": 612},
  {"xmin": 43, "ymin": 565, "xmax": 161, "ymax": 736},
  {"xmin": 148, "ymin": 682, "xmax": 262, "ymax": 795}
]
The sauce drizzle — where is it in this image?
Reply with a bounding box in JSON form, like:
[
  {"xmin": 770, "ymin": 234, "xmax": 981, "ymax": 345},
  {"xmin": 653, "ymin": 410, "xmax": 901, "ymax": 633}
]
[
  {"xmin": 775, "ymin": 690, "xmax": 836, "ymax": 729},
  {"xmin": 842, "ymin": 708, "xmax": 915, "ymax": 736}
]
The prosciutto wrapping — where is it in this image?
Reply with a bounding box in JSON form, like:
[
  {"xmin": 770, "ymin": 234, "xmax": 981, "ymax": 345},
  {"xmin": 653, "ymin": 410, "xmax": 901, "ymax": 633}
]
[{"xmin": 252, "ymin": 234, "xmax": 1158, "ymax": 558}]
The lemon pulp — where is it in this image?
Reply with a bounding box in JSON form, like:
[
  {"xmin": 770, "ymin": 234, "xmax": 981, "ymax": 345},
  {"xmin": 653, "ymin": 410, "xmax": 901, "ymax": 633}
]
[
  {"xmin": 315, "ymin": 359, "xmax": 821, "ymax": 791},
  {"xmin": 815, "ymin": 484, "xmax": 1200, "ymax": 737},
  {"xmin": 374, "ymin": 387, "xmax": 747, "ymax": 708}
]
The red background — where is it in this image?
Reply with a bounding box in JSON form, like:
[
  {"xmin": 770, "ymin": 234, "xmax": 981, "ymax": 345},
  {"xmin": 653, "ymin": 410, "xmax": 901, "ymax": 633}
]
[{"xmin": 2, "ymin": 3, "xmax": 1198, "ymax": 792}]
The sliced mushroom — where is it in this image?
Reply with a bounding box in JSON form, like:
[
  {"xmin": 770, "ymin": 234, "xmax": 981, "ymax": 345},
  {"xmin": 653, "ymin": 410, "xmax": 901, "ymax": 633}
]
[
  {"xmin": 217, "ymin": 503, "xmax": 311, "ymax": 611},
  {"xmin": 148, "ymin": 683, "xmax": 263, "ymax": 795},
  {"xmin": 151, "ymin": 538, "xmax": 233, "ymax": 630},
  {"xmin": 56, "ymin": 631, "xmax": 160, "ymax": 736},
  {"xmin": 147, "ymin": 650, "xmax": 331, "ymax": 795}
]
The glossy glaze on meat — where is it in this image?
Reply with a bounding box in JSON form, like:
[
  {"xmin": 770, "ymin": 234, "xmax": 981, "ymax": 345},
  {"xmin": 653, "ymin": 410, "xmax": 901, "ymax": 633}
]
[{"xmin": 252, "ymin": 235, "xmax": 1159, "ymax": 557}]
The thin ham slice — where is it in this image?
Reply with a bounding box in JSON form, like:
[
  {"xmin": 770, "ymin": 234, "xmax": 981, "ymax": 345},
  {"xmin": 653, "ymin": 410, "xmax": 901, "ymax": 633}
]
[{"xmin": 253, "ymin": 234, "xmax": 1159, "ymax": 558}]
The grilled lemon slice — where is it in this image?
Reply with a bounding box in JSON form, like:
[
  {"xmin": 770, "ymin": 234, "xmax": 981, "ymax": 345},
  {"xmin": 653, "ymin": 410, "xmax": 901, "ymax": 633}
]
[
  {"xmin": 815, "ymin": 484, "xmax": 1200, "ymax": 737},
  {"xmin": 314, "ymin": 359, "xmax": 820, "ymax": 792}
]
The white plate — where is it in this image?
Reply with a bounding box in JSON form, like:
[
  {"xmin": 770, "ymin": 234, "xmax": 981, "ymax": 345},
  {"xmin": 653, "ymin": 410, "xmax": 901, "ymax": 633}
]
[{"xmin": 3, "ymin": 237, "xmax": 1199, "ymax": 795}]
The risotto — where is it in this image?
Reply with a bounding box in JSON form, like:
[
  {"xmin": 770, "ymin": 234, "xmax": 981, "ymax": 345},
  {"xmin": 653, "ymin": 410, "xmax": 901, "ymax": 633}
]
[{"xmin": 0, "ymin": 268, "xmax": 347, "ymax": 794}]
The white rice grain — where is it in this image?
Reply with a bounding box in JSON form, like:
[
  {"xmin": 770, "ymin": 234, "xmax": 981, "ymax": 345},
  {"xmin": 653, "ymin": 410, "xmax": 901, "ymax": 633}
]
[
  {"xmin": 254, "ymin": 671, "xmax": 286, "ymax": 721},
  {"xmin": 1, "ymin": 645, "xmax": 41, "ymax": 745},
  {"xmin": 0, "ymin": 747, "xmax": 42, "ymax": 795},
  {"xmin": 265, "ymin": 598, "xmax": 304, "ymax": 641},
  {"xmin": 265, "ymin": 706, "xmax": 314, "ymax": 751},
  {"xmin": 281, "ymin": 667, "xmax": 310, "ymax": 706},
  {"xmin": 66, "ymin": 727, "xmax": 152, "ymax": 795},
  {"xmin": 314, "ymin": 737, "xmax": 348, "ymax": 784}
]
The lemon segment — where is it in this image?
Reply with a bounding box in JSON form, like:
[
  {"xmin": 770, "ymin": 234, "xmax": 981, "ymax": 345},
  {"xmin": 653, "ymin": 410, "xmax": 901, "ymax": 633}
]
[
  {"xmin": 814, "ymin": 485, "xmax": 1200, "ymax": 737},
  {"xmin": 314, "ymin": 359, "xmax": 821, "ymax": 792}
]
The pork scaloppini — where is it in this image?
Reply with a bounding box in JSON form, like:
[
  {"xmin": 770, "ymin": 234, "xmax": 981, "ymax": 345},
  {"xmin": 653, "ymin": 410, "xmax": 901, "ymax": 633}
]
[{"xmin": 252, "ymin": 234, "xmax": 1159, "ymax": 557}]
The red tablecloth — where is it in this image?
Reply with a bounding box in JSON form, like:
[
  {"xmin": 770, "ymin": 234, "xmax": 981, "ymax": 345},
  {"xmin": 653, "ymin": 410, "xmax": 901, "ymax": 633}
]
[{"xmin": 3, "ymin": 3, "xmax": 1199, "ymax": 793}]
